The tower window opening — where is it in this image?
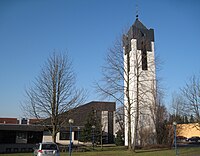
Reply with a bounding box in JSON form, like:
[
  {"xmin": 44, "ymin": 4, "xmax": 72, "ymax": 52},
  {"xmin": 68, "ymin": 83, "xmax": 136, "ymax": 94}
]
[{"xmin": 142, "ymin": 49, "xmax": 148, "ymax": 70}]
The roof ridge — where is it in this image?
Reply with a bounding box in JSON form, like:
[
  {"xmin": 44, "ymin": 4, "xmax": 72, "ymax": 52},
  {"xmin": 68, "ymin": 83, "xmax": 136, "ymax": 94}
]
[{"xmin": 133, "ymin": 19, "xmax": 148, "ymax": 30}]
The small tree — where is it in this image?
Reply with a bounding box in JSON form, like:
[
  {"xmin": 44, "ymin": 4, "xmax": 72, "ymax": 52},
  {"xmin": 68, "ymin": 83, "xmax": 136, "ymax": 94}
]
[
  {"xmin": 81, "ymin": 110, "xmax": 101, "ymax": 143},
  {"xmin": 155, "ymin": 104, "xmax": 167, "ymax": 144},
  {"xmin": 171, "ymin": 92, "xmax": 186, "ymax": 119},
  {"xmin": 115, "ymin": 106, "xmax": 124, "ymax": 145},
  {"xmin": 22, "ymin": 52, "xmax": 86, "ymax": 142},
  {"xmin": 115, "ymin": 130, "xmax": 124, "ymax": 146},
  {"xmin": 189, "ymin": 115, "xmax": 195, "ymax": 123}
]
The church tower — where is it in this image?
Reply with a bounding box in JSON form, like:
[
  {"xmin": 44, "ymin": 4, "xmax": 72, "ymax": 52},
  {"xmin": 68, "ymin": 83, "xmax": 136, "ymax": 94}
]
[{"xmin": 123, "ymin": 17, "xmax": 156, "ymax": 146}]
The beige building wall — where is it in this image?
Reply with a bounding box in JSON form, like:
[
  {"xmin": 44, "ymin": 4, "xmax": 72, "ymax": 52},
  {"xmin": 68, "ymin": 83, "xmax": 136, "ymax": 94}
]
[
  {"xmin": 178, "ymin": 123, "xmax": 200, "ymax": 138},
  {"xmin": 42, "ymin": 132, "xmax": 76, "ymax": 145},
  {"xmin": 101, "ymin": 111, "xmax": 108, "ymax": 133}
]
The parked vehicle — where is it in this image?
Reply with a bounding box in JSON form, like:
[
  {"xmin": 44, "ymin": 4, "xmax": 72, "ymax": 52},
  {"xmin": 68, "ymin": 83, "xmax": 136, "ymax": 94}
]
[
  {"xmin": 186, "ymin": 136, "xmax": 200, "ymax": 143},
  {"xmin": 33, "ymin": 142, "xmax": 60, "ymax": 156},
  {"xmin": 177, "ymin": 136, "xmax": 187, "ymax": 142}
]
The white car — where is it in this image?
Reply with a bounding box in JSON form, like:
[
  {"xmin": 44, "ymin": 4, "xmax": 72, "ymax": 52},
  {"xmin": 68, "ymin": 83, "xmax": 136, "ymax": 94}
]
[{"xmin": 33, "ymin": 142, "xmax": 60, "ymax": 156}]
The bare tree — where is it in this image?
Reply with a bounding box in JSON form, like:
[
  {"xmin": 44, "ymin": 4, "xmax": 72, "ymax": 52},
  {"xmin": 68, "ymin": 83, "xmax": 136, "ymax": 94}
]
[
  {"xmin": 22, "ymin": 52, "xmax": 86, "ymax": 142},
  {"xmin": 95, "ymin": 36, "xmax": 128, "ymax": 146},
  {"xmin": 181, "ymin": 74, "xmax": 200, "ymax": 123},
  {"xmin": 171, "ymin": 92, "xmax": 186, "ymax": 118},
  {"xmin": 96, "ymin": 36, "xmax": 124, "ymax": 104},
  {"xmin": 154, "ymin": 101, "xmax": 170, "ymax": 145}
]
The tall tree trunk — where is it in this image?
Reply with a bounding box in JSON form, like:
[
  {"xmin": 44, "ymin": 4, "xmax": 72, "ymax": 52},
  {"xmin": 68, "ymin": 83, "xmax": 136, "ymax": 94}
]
[
  {"xmin": 52, "ymin": 124, "xmax": 57, "ymax": 143},
  {"xmin": 101, "ymin": 129, "xmax": 103, "ymax": 150},
  {"xmin": 51, "ymin": 114, "xmax": 57, "ymax": 143},
  {"xmin": 132, "ymin": 62, "xmax": 140, "ymax": 151},
  {"xmin": 126, "ymin": 52, "xmax": 132, "ymax": 150},
  {"xmin": 128, "ymin": 108, "xmax": 132, "ymax": 150}
]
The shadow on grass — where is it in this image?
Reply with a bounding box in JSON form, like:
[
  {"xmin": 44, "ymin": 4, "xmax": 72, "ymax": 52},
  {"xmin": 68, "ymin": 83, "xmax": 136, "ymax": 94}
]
[{"xmin": 135, "ymin": 148, "xmax": 170, "ymax": 153}]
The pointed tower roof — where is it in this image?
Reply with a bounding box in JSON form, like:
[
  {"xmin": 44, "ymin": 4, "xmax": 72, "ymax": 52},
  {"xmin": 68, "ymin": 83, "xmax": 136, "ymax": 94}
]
[
  {"xmin": 133, "ymin": 18, "xmax": 148, "ymax": 30},
  {"xmin": 123, "ymin": 18, "xmax": 154, "ymax": 54}
]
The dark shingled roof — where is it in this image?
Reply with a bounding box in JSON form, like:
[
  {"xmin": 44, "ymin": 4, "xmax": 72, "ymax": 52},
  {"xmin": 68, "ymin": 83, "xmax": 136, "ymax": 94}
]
[
  {"xmin": 0, "ymin": 124, "xmax": 44, "ymax": 131},
  {"xmin": 60, "ymin": 101, "xmax": 116, "ymax": 127},
  {"xmin": 123, "ymin": 18, "xmax": 154, "ymax": 55},
  {"xmin": 133, "ymin": 19, "xmax": 148, "ymax": 30},
  {"xmin": 41, "ymin": 101, "xmax": 116, "ymax": 130}
]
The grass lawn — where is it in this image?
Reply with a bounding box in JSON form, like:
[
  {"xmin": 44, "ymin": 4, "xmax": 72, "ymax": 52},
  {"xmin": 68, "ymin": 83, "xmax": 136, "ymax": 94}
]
[{"xmin": 1, "ymin": 146, "xmax": 200, "ymax": 156}]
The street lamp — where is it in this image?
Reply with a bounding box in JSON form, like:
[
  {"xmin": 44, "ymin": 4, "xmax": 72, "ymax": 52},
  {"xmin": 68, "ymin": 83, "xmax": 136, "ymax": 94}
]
[
  {"xmin": 173, "ymin": 121, "xmax": 178, "ymax": 156},
  {"xmin": 69, "ymin": 119, "xmax": 74, "ymax": 156},
  {"xmin": 92, "ymin": 125, "xmax": 96, "ymax": 150},
  {"xmin": 77, "ymin": 127, "xmax": 80, "ymax": 145}
]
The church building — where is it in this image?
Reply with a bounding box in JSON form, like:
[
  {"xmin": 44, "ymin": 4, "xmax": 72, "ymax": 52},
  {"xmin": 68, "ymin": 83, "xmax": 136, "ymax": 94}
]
[{"xmin": 123, "ymin": 17, "xmax": 156, "ymax": 146}]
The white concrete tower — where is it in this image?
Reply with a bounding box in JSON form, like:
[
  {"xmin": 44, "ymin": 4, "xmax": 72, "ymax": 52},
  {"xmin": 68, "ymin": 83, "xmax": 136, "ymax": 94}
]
[{"xmin": 123, "ymin": 18, "xmax": 156, "ymax": 146}]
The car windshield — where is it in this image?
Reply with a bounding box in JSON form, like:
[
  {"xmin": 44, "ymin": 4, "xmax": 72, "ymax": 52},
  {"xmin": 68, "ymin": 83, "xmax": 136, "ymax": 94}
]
[{"xmin": 42, "ymin": 144, "xmax": 57, "ymax": 150}]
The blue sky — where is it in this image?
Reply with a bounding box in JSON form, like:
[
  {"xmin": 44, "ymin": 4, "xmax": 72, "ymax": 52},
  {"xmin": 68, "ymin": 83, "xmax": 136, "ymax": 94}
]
[{"xmin": 0, "ymin": 0, "xmax": 199, "ymax": 118}]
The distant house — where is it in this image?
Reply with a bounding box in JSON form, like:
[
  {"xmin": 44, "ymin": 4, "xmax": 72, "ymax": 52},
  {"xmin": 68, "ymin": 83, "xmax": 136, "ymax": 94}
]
[
  {"xmin": 0, "ymin": 118, "xmax": 43, "ymax": 125},
  {"xmin": 0, "ymin": 124, "xmax": 44, "ymax": 153},
  {"xmin": 177, "ymin": 123, "xmax": 200, "ymax": 138},
  {"xmin": 28, "ymin": 118, "xmax": 44, "ymax": 125},
  {"xmin": 0, "ymin": 118, "xmax": 45, "ymax": 153},
  {"xmin": 0, "ymin": 118, "xmax": 19, "ymax": 124},
  {"xmin": 43, "ymin": 101, "xmax": 116, "ymax": 144}
]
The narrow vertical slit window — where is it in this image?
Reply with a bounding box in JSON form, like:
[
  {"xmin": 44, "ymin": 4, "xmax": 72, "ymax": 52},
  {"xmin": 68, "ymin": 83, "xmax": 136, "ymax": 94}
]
[{"xmin": 142, "ymin": 48, "xmax": 148, "ymax": 70}]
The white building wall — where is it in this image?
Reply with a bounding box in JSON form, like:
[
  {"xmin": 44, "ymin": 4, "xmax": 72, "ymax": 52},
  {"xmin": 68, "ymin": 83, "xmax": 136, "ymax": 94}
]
[
  {"xmin": 124, "ymin": 38, "xmax": 156, "ymax": 146},
  {"xmin": 55, "ymin": 132, "xmax": 75, "ymax": 145},
  {"xmin": 42, "ymin": 131, "xmax": 52, "ymax": 142},
  {"xmin": 101, "ymin": 111, "xmax": 108, "ymax": 133},
  {"xmin": 42, "ymin": 131, "xmax": 76, "ymax": 145}
]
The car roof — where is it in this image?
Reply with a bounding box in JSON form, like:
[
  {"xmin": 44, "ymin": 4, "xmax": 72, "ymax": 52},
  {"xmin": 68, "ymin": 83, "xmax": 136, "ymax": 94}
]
[{"xmin": 40, "ymin": 142, "xmax": 57, "ymax": 145}]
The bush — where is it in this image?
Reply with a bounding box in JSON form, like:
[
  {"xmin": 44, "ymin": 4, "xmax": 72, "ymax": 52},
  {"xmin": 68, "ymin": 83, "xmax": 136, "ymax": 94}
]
[{"xmin": 115, "ymin": 130, "xmax": 124, "ymax": 146}]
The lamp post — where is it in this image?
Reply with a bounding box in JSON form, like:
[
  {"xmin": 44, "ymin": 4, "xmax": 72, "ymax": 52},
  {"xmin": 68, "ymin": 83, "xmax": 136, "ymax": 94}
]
[
  {"xmin": 69, "ymin": 119, "xmax": 74, "ymax": 156},
  {"xmin": 92, "ymin": 125, "xmax": 96, "ymax": 150},
  {"xmin": 173, "ymin": 121, "xmax": 178, "ymax": 156},
  {"xmin": 77, "ymin": 127, "xmax": 80, "ymax": 145}
]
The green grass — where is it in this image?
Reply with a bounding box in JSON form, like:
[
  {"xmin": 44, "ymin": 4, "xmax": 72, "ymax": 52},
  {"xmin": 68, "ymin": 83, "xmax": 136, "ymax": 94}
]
[{"xmin": 1, "ymin": 146, "xmax": 200, "ymax": 156}]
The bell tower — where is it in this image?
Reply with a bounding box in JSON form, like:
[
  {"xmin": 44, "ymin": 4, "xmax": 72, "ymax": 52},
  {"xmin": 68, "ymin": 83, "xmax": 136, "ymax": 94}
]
[{"xmin": 123, "ymin": 17, "xmax": 156, "ymax": 146}]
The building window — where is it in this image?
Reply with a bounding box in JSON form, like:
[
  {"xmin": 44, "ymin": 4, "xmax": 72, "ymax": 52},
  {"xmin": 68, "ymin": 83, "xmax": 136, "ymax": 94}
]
[
  {"xmin": 59, "ymin": 131, "xmax": 70, "ymax": 140},
  {"xmin": 74, "ymin": 131, "xmax": 78, "ymax": 140},
  {"xmin": 16, "ymin": 132, "xmax": 27, "ymax": 143},
  {"xmin": 108, "ymin": 111, "xmax": 114, "ymax": 143},
  {"xmin": 0, "ymin": 130, "xmax": 16, "ymax": 143},
  {"xmin": 27, "ymin": 131, "xmax": 43, "ymax": 144},
  {"xmin": 142, "ymin": 49, "xmax": 148, "ymax": 70},
  {"xmin": 43, "ymin": 130, "xmax": 51, "ymax": 136}
]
